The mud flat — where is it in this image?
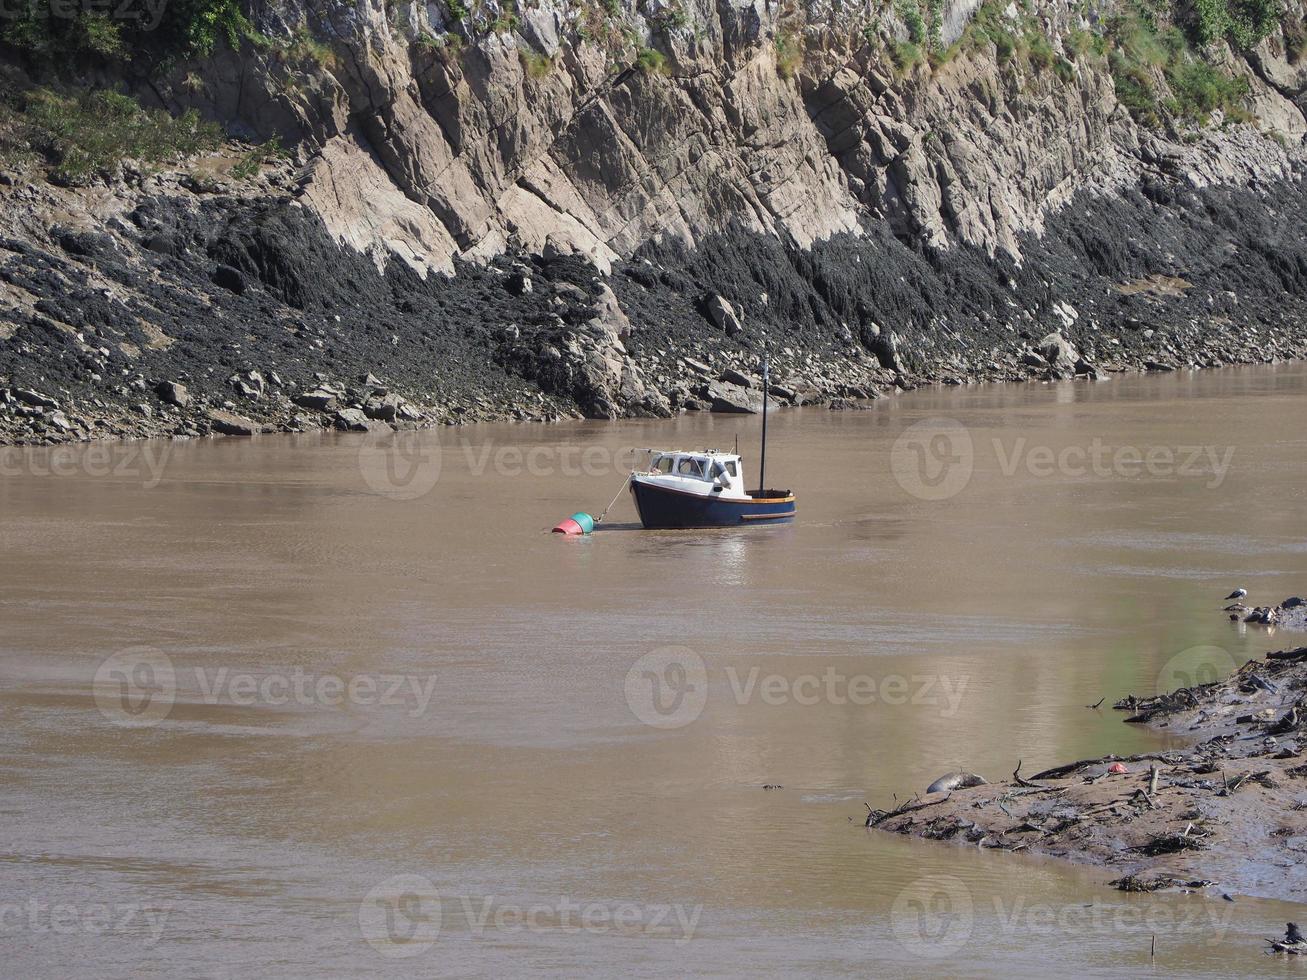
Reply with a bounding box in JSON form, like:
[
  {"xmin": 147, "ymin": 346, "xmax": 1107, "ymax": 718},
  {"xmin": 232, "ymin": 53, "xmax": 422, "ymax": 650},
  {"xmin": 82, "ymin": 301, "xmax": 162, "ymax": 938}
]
[{"xmin": 870, "ymin": 603, "xmax": 1307, "ymax": 902}]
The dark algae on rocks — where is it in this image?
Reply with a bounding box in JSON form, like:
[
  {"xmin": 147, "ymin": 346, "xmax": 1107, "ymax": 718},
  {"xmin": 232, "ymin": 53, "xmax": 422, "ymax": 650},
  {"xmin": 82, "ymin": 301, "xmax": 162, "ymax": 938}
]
[{"xmin": 4, "ymin": 0, "xmax": 1307, "ymax": 443}]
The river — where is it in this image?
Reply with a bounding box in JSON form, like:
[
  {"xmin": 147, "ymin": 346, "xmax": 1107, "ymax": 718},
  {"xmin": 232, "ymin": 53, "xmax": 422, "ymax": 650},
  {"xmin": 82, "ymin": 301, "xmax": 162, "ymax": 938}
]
[{"xmin": 2, "ymin": 364, "xmax": 1305, "ymax": 977}]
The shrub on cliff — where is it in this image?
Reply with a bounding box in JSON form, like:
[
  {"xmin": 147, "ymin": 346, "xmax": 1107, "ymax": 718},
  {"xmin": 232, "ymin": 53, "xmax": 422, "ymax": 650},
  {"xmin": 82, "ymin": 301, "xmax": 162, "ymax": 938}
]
[
  {"xmin": 1, "ymin": 86, "xmax": 221, "ymax": 183},
  {"xmin": 1189, "ymin": 0, "xmax": 1281, "ymax": 49},
  {"xmin": 0, "ymin": 0, "xmax": 259, "ymax": 66}
]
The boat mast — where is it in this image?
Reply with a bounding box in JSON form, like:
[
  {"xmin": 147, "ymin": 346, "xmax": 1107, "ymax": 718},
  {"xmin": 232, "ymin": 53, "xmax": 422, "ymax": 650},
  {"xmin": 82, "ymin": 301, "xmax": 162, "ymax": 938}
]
[{"xmin": 757, "ymin": 358, "xmax": 768, "ymax": 495}]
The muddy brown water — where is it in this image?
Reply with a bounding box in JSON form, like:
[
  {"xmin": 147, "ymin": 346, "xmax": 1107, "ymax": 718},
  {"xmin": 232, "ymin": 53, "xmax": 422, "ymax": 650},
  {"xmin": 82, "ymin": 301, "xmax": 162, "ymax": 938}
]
[{"xmin": 2, "ymin": 364, "xmax": 1306, "ymax": 977}]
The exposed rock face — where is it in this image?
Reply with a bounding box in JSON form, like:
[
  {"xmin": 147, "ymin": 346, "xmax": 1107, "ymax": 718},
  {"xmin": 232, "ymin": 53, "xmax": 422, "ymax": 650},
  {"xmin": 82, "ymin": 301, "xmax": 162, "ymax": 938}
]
[
  {"xmin": 149, "ymin": 0, "xmax": 1307, "ymax": 269},
  {"xmin": 3, "ymin": 1, "xmax": 1307, "ymax": 443}
]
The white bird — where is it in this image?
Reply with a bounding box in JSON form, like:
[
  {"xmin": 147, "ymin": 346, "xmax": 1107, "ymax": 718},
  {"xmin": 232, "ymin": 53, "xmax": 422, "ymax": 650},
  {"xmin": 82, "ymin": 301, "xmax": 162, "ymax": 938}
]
[{"xmin": 1224, "ymin": 588, "xmax": 1247, "ymax": 601}]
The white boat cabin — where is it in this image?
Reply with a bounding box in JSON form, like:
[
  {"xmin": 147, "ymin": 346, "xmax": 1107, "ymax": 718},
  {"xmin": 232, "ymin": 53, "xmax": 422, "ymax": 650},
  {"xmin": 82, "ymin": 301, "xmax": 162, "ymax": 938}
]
[{"xmin": 635, "ymin": 450, "xmax": 749, "ymax": 500}]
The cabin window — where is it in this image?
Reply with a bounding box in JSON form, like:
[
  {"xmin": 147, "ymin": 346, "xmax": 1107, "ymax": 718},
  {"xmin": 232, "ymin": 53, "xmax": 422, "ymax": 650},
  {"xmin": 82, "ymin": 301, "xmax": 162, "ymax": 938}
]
[
  {"xmin": 676, "ymin": 457, "xmax": 706, "ymax": 479},
  {"xmin": 653, "ymin": 455, "xmax": 674, "ymax": 474},
  {"xmin": 711, "ymin": 461, "xmax": 729, "ymax": 483},
  {"xmin": 724, "ymin": 460, "xmax": 738, "ymax": 478}
]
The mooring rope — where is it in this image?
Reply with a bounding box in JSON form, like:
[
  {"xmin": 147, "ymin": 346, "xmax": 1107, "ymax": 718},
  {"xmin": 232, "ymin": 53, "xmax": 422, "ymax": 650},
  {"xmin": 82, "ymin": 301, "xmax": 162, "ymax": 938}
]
[{"xmin": 596, "ymin": 474, "xmax": 631, "ymax": 524}]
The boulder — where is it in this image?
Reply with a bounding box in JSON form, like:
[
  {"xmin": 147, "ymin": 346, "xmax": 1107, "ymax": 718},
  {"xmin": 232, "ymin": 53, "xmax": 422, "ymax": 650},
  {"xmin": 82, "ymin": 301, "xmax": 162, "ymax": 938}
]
[
  {"xmin": 720, "ymin": 367, "xmax": 756, "ymax": 388},
  {"xmin": 14, "ymin": 388, "xmax": 58, "ymax": 409},
  {"xmin": 363, "ymin": 394, "xmax": 402, "ymax": 422},
  {"xmin": 591, "ymin": 283, "xmax": 632, "ymax": 338},
  {"xmin": 293, "ymin": 390, "xmax": 339, "ymax": 411},
  {"xmin": 333, "ymin": 408, "xmax": 373, "ymax": 431},
  {"xmin": 703, "ymin": 294, "xmax": 743, "ymax": 336},
  {"xmin": 155, "ymin": 380, "xmax": 190, "ymax": 408},
  {"xmin": 211, "ymin": 265, "xmax": 246, "ymax": 295},
  {"xmin": 207, "ymin": 409, "xmax": 258, "ymax": 436},
  {"xmin": 505, "ymin": 270, "xmax": 532, "ymax": 296},
  {"xmin": 231, "ymin": 374, "xmax": 264, "ymax": 400},
  {"xmin": 1037, "ymin": 331, "xmax": 1079, "ymax": 374},
  {"xmin": 704, "ymin": 380, "xmax": 762, "ymax": 414}
]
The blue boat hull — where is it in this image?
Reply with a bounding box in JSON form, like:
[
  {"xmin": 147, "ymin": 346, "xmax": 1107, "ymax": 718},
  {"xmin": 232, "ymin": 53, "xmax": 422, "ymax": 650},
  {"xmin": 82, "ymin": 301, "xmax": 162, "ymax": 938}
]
[{"xmin": 630, "ymin": 480, "xmax": 796, "ymax": 529}]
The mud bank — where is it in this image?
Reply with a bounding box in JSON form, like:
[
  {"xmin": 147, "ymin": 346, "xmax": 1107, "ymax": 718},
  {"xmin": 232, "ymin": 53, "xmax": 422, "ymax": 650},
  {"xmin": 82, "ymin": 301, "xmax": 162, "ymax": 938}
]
[{"xmin": 869, "ymin": 602, "xmax": 1307, "ymax": 902}]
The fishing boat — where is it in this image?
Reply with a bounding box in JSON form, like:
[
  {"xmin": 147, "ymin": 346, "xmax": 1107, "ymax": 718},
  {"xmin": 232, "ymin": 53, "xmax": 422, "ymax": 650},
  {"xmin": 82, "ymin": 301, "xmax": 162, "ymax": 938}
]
[{"xmin": 627, "ymin": 361, "xmax": 796, "ymax": 529}]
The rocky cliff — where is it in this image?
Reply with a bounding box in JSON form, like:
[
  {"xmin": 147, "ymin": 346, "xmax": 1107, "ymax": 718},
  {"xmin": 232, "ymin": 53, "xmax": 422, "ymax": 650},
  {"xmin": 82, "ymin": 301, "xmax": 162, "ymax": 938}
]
[{"xmin": 2, "ymin": 0, "xmax": 1307, "ymax": 442}]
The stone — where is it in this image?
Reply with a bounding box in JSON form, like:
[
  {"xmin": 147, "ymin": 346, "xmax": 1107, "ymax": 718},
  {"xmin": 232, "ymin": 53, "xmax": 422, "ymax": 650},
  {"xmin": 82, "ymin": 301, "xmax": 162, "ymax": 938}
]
[
  {"xmin": 293, "ymin": 390, "xmax": 339, "ymax": 411},
  {"xmin": 704, "ymin": 380, "xmax": 761, "ymax": 414},
  {"xmin": 1037, "ymin": 331, "xmax": 1079, "ymax": 374},
  {"xmin": 334, "ymin": 408, "xmax": 373, "ymax": 431},
  {"xmin": 14, "ymin": 388, "xmax": 58, "ymax": 409},
  {"xmin": 704, "ymin": 295, "xmax": 743, "ymax": 336},
  {"xmin": 363, "ymin": 395, "xmax": 402, "ymax": 421},
  {"xmin": 683, "ymin": 357, "xmax": 712, "ymax": 375},
  {"xmin": 207, "ymin": 409, "xmax": 258, "ymax": 436},
  {"xmin": 720, "ymin": 367, "xmax": 756, "ymax": 388},
  {"xmin": 155, "ymin": 381, "xmax": 190, "ymax": 407},
  {"xmin": 211, "ymin": 265, "xmax": 246, "ymax": 295}
]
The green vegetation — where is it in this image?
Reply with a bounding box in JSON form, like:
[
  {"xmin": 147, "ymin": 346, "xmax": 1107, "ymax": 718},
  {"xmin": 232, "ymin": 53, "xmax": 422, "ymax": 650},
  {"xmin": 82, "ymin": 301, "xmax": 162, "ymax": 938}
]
[
  {"xmin": 1164, "ymin": 55, "xmax": 1251, "ymax": 123},
  {"xmin": 775, "ymin": 29, "xmax": 804, "ymax": 78},
  {"xmin": 891, "ymin": 40, "xmax": 925, "ymax": 72},
  {"xmin": 520, "ymin": 50, "xmax": 555, "ymax": 79},
  {"xmin": 489, "ymin": 1, "xmax": 521, "ymax": 35},
  {"xmin": 2, "ymin": 0, "xmax": 265, "ymax": 65},
  {"xmin": 1, "ymin": 86, "xmax": 221, "ymax": 182},
  {"xmin": 1189, "ymin": 0, "xmax": 1280, "ymax": 49},
  {"xmin": 635, "ymin": 46, "xmax": 668, "ymax": 74},
  {"xmin": 1102, "ymin": 2, "xmax": 1256, "ymax": 127},
  {"xmin": 279, "ymin": 27, "xmax": 336, "ymax": 69},
  {"xmin": 863, "ymin": 0, "xmax": 1267, "ymax": 132},
  {"xmin": 895, "ymin": 0, "xmax": 926, "ymax": 45},
  {"xmin": 230, "ymin": 135, "xmax": 287, "ymax": 180}
]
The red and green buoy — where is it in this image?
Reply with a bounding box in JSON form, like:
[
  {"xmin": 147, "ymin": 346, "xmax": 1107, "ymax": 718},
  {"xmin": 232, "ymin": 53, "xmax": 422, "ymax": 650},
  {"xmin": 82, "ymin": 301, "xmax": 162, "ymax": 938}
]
[{"xmin": 552, "ymin": 511, "xmax": 596, "ymax": 535}]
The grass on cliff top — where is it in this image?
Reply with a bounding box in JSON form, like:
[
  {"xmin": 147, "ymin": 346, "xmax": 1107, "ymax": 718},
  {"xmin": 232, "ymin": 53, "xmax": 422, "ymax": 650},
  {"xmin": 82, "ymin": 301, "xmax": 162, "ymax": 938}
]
[
  {"xmin": 0, "ymin": 86, "xmax": 222, "ymax": 183},
  {"xmin": 1103, "ymin": 4, "xmax": 1256, "ymax": 127},
  {"xmin": 892, "ymin": 0, "xmax": 1264, "ymax": 130}
]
